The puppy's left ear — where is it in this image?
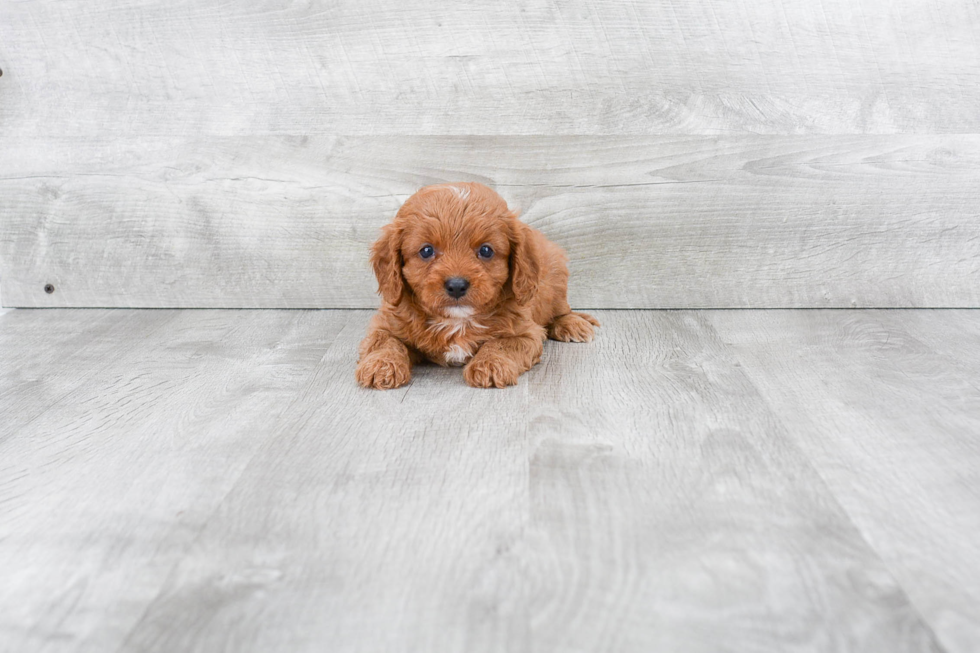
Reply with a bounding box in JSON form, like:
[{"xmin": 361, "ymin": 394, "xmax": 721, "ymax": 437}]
[
  {"xmin": 508, "ymin": 212, "xmax": 540, "ymax": 305},
  {"xmin": 370, "ymin": 222, "xmax": 405, "ymax": 305}
]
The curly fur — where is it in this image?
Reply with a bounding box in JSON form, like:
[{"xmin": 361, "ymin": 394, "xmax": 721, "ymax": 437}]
[{"xmin": 356, "ymin": 182, "xmax": 599, "ymax": 389}]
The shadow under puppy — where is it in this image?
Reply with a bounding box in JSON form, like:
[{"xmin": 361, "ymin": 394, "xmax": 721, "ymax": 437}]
[{"xmin": 357, "ymin": 182, "xmax": 599, "ymax": 389}]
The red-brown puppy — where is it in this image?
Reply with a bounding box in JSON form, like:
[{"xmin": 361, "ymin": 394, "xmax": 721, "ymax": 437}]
[{"xmin": 357, "ymin": 182, "xmax": 599, "ymax": 389}]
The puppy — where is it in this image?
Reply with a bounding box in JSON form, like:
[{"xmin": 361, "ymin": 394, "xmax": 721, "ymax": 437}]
[{"xmin": 356, "ymin": 182, "xmax": 599, "ymax": 389}]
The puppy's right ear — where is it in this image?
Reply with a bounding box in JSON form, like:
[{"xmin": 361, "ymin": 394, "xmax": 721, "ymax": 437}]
[{"xmin": 370, "ymin": 223, "xmax": 404, "ymax": 305}]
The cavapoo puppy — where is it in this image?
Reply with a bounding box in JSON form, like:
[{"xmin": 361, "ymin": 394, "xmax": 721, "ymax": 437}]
[{"xmin": 357, "ymin": 182, "xmax": 599, "ymax": 389}]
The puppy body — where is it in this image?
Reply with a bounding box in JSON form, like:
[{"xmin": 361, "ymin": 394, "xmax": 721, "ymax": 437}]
[{"xmin": 357, "ymin": 182, "xmax": 599, "ymax": 389}]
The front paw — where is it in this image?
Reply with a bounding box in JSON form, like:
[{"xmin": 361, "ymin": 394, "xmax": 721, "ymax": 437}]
[
  {"xmin": 464, "ymin": 354, "xmax": 521, "ymax": 388},
  {"xmin": 356, "ymin": 351, "xmax": 411, "ymax": 390},
  {"xmin": 547, "ymin": 312, "xmax": 599, "ymax": 343}
]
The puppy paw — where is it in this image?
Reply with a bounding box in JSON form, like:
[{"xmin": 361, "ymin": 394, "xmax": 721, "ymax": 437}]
[
  {"xmin": 356, "ymin": 351, "xmax": 411, "ymax": 390},
  {"xmin": 547, "ymin": 312, "xmax": 599, "ymax": 343},
  {"xmin": 464, "ymin": 354, "xmax": 521, "ymax": 388}
]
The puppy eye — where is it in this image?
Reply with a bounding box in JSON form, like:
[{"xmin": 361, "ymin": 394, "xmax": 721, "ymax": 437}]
[
  {"xmin": 419, "ymin": 244, "xmax": 435, "ymax": 260},
  {"xmin": 478, "ymin": 244, "xmax": 494, "ymax": 259}
]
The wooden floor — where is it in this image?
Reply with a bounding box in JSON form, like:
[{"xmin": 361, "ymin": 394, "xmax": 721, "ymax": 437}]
[{"xmin": 1, "ymin": 308, "xmax": 978, "ymax": 653}]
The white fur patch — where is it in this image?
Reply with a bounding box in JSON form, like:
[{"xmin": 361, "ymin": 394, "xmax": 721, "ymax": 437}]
[
  {"xmin": 428, "ymin": 309, "xmax": 485, "ymax": 338},
  {"xmin": 443, "ymin": 306, "xmax": 475, "ymax": 318},
  {"xmin": 434, "ymin": 183, "xmax": 470, "ymax": 201},
  {"xmin": 428, "ymin": 317, "xmax": 486, "ymax": 338},
  {"xmin": 444, "ymin": 344, "xmax": 472, "ymax": 367}
]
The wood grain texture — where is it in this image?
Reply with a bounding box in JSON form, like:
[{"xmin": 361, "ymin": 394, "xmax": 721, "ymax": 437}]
[
  {"xmin": 118, "ymin": 314, "xmax": 535, "ymax": 653},
  {"xmin": 3, "ymin": 309, "xmax": 962, "ymax": 652},
  {"xmin": 0, "ymin": 0, "xmax": 978, "ymax": 137},
  {"xmin": 2, "ymin": 1, "xmax": 979, "ymax": 309},
  {"xmin": 0, "ymin": 309, "xmax": 182, "ymax": 443},
  {"xmin": 0, "ymin": 309, "xmax": 113, "ymax": 374},
  {"xmin": 521, "ymin": 311, "xmax": 942, "ymax": 652},
  {"xmin": 708, "ymin": 309, "xmax": 980, "ymax": 653},
  {"xmin": 2, "ymin": 135, "xmax": 978, "ymax": 308},
  {"xmin": 0, "ymin": 309, "xmax": 349, "ymax": 652}
]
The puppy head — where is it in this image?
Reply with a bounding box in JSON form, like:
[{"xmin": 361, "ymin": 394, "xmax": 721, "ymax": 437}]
[{"xmin": 370, "ymin": 182, "xmax": 538, "ymax": 315}]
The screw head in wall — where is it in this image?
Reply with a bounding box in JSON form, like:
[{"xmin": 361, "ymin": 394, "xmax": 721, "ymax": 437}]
[{"xmin": 44, "ymin": 284, "xmax": 55, "ymax": 294}]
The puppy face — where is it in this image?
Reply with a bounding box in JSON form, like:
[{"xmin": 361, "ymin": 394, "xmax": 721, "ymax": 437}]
[{"xmin": 371, "ymin": 183, "xmax": 537, "ymax": 315}]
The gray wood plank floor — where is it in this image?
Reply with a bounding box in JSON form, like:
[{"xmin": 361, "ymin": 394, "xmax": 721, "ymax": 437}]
[{"xmin": 1, "ymin": 309, "xmax": 977, "ymax": 653}]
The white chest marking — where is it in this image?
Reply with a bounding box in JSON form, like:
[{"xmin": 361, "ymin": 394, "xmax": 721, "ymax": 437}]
[
  {"xmin": 444, "ymin": 344, "xmax": 472, "ymax": 367},
  {"xmin": 428, "ymin": 309, "xmax": 485, "ymax": 338},
  {"xmin": 443, "ymin": 306, "xmax": 474, "ymax": 319}
]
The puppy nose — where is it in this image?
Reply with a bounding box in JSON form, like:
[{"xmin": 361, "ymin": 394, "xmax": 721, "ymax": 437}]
[{"xmin": 444, "ymin": 277, "xmax": 470, "ymax": 299}]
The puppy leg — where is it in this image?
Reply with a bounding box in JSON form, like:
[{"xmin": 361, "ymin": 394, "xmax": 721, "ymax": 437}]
[
  {"xmin": 464, "ymin": 334, "xmax": 544, "ymax": 388},
  {"xmin": 547, "ymin": 312, "xmax": 600, "ymax": 343},
  {"xmin": 356, "ymin": 327, "xmax": 414, "ymax": 390}
]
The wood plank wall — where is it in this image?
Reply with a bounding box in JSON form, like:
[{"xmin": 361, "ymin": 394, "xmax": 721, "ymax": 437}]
[{"xmin": 1, "ymin": 1, "xmax": 978, "ymax": 308}]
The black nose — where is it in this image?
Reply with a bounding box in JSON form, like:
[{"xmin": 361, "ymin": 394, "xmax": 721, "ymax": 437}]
[{"xmin": 444, "ymin": 277, "xmax": 470, "ymax": 299}]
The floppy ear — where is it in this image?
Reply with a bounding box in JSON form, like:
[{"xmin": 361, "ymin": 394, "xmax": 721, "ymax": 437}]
[
  {"xmin": 370, "ymin": 222, "xmax": 404, "ymax": 305},
  {"xmin": 508, "ymin": 213, "xmax": 540, "ymax": 305}
]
